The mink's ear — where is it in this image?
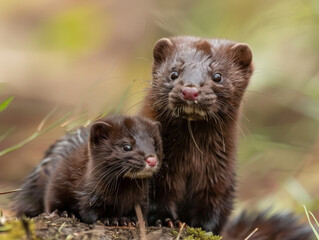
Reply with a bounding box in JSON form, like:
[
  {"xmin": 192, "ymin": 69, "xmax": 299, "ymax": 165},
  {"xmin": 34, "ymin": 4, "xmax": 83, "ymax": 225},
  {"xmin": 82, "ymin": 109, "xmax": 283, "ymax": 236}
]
[
  {"xmin": 153, "ymin": 38, "xmax": 174, "ymax": 65},
  {"xmin": 231, "ymin": 43, "xmax": 253, "ymax": 68},
  {"xmin": 90, "ymin": 122, "xmax": 111, "ymax": 146}
]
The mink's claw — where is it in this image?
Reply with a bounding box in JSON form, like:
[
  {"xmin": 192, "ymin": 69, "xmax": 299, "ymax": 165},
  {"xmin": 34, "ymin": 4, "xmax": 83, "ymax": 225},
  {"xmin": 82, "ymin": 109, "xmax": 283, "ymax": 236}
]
[
  {"xmin": 103, "ymin": 218, "xmax": 110, "ymax": 226},
  {"xmin": 165, "ymin": 218, "xmax": 174, "ymax": 228},
  {"xmin": 120, "ymin": 218, "xmax": 127, "ymax": 226},
  {"xmin": 175, "ymin": 220, "xmax": 184, "ymax": 228},
  {"xmin": 155, "ymin": 218, "xmax": 179, "ymax": 228},
  {"xmin": 130, "ymin": 217, "xmax": 137, "ymax": 227},
  {"xmin": 103, "ymin": 217, "xmax": 135, "ymax": 227},
  {"xmin": 111, "ymin": 217, "xmax": 119, "ymax": 226},
  {"xmin": 120, "ymin": 217, "xmax": 133, "ymax": 226},
  {"xmin": 155, "ymin": 219, "xmax": 163, "ymax": 227},
  {"xmin": 60, "ymin": 211, "xmax": 69, "ymax": 218}
]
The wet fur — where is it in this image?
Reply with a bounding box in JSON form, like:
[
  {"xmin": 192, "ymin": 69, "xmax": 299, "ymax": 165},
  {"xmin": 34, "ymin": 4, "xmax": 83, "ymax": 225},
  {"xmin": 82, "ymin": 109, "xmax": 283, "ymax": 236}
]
[
  {"xmin": 141, "ymin": 36, "xmax": 253, "ymax": 233},
  {"xmin": 13, "ymin": 116, "xmax": 162, "ymax": 224}
]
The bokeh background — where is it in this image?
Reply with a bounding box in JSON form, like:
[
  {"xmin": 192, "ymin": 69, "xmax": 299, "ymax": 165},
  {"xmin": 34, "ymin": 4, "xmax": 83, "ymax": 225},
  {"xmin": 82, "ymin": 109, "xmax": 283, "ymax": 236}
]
[{"xmin": 0, "ymin": 0, "xmax": 318, "ymax": 222}]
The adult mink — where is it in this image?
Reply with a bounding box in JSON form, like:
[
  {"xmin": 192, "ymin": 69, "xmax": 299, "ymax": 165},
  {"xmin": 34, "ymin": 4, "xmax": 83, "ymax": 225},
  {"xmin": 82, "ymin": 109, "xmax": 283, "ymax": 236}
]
[
  {"xmin": 13, "ymin": 115, "xmax": 163, "ymax": 225},
  {"xmin": 141, "ymin": 36, "xmax": 253, "ymax": 233},
  {"xmin": 141, "ymin": 36, "xmax": 312, "ymax": 239}
]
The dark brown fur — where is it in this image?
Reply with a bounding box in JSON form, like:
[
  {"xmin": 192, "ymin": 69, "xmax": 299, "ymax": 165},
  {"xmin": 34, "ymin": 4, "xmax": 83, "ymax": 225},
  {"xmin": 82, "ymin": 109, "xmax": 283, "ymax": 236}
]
[
  {"xmin": 13, "ymin": 115, "xmax": 163, "ymax": 224},
  {"xmin": 141, "ymin": 36, "xmax": 254, "ymax": 233},
  {"xmin": 222, "ymin": 211, "xmax": 313, "ymax": 240}
]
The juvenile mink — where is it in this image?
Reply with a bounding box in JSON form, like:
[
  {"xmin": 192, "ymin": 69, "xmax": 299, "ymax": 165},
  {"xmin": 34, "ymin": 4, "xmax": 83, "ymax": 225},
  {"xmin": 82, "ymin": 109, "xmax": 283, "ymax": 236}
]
[
  {"xmin": 13, "ymin": 115, "xmax": 162, "ymax": 225},
  {"xmin": 141, "ymin": 36, "xmax": 312, "ymax": 239},
  {"xmin": 141, "ymin": 36, "xmax": 253, "ymax": 233}
]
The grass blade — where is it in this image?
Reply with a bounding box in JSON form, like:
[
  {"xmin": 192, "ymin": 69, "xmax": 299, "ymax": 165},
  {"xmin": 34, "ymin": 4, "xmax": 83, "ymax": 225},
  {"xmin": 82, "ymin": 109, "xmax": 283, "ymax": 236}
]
[
  {"xmin": 309, "ymin": 211, "xmax": 319, "ymax": 231},
  {"xmin": 303, "ymin": 204, "xmax": 319, "ymax": 239},
  {"xmin": 114, "ymin": 80, "xmax": 134, "ymax": 114},
  {"xmin": 37, "ymin": 106, "xmax": 58, "ymax": 131},
  {"xmin": 0, "ymin": 111, "xmax": 72, "ymax": 157},
  {"xmin": 0, "ymin": 96, "xmax": 14, "ymax": 113},
  {"xmin": 0, "ymin": 127, "xmax": 15, "ymax": 142}
]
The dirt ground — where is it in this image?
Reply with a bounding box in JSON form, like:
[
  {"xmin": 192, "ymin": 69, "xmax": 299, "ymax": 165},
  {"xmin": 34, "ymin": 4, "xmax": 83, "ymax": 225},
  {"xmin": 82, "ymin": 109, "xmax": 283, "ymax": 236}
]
[{"xmin": 0, "ymin": 212, "xmax": 187, "ymax": 240}]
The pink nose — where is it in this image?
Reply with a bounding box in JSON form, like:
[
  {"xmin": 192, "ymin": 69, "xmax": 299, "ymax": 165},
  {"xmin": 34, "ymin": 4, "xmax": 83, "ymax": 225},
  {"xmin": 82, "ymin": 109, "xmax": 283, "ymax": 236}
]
[
  {"xmin": 146, "ymin": 156, "xmax": 157, "ymax": 167},
  {"xmin": 182, "ymin": 87, "xmax": 199, "ymax": 101}
]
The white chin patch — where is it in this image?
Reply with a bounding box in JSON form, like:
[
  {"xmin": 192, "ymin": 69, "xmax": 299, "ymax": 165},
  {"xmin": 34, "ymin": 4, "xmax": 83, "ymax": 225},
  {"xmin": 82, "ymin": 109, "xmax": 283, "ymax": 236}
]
[
  {"xmin": 124, "ymin": 166, "xmax": 158, "ymax": 179},
  {"xmin": 183, "ymin": 106, "xmax": 206, "ymax": 117},
  {"xmin": 173, "ymin": 106, "xmax": 206, "ymax": 119}
]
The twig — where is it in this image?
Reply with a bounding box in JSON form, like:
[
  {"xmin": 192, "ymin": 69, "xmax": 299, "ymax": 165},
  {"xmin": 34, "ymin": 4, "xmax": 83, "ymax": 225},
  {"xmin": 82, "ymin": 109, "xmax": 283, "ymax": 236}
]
[
  {"xmin": 244, "ymin": 228, "xmax": 258, "ymax": 240},
  {"xmin": 0, "ymin": 188, "xmax": 21, "ymax": 195},
  {"xmin": 175, "ymin": 222, "xmax": 185, "ymax": 240},
  {"xmin": 73, "ymin": 229, "xmax": 106, "ymax": 237},
  {"xmin": 135, "ymin": 204, "xmax": 147, "ymax": 240}
]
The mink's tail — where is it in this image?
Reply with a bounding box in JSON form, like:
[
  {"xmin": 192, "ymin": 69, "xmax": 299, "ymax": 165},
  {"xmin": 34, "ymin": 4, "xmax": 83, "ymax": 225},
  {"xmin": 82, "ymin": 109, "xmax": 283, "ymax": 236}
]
[
  {"xmin": 221, "ymin": 210, "xmax": 314, "ymax": 240},
  {"xmin": 11, "ymin": 158, "xmax": 52, "ymax": 217},
  {"xmin": 12, "ymin": 128, "xmax": 89, "ymax": 217}
]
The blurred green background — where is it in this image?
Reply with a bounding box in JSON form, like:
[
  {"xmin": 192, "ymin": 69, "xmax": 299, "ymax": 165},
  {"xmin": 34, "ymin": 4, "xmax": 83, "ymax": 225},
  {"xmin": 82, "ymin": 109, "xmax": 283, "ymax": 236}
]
[{"xmin": 0, "ymin": 0, "xmax": 318, "ymax": 220}]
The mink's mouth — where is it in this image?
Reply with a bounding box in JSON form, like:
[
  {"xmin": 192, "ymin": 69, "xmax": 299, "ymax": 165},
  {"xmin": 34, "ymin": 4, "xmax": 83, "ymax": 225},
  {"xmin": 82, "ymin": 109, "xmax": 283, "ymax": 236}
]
[
  {"xmin": 172, "ymin": 105, "xmax": 207, "ymax": 121},
  {"xmin": 124, "ymin": 164, "xmax": 159, "ymax": 179}
]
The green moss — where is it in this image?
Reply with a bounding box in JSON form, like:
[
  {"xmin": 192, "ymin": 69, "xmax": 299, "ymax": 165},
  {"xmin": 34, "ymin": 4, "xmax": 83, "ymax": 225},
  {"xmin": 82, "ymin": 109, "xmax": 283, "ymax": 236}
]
[
  {"xmin": 171, "ymin": 229, "xmax": 180, "ymax": 236},
  {"xmin": 171, "ymin": 226, "xmax": 222, "ymax": 240},
  {"xmin": 185, "ymin": 227, "xmax": 222, "ymax": 240},
  {"xmin": 0, "ymin": 218, "xmax": 39, "ymax": 240}
]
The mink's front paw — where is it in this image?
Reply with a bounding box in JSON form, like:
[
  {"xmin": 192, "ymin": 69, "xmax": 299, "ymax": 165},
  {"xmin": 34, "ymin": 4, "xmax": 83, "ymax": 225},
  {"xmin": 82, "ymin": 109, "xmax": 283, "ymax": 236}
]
[
  {"xmin": 155, "ymin": 218, "xmax": 184, "ymax": 228},
  {"xmin": 80, "ymin": 211, "xmax": 98, "ymax": 224},
  {"xmin": 59, "ymin": 210, "xmax": 76, "ymax": 219},
  {"xmin": 103, "ymin": 217, "xmax": 136, "ymax": 227},
  {"xmin": 46, "ymin": 209, "xmax": 75, "ymax": 219}
]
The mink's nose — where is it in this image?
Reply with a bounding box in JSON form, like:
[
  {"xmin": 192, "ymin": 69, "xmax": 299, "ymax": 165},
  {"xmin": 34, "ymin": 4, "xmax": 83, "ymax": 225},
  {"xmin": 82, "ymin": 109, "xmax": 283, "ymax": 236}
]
[
  {"xmin": 146, "ymin": 156, "xmax": 157, "ymax": 167},
  {"xmin": 182, "ymin": 87, "xmax": 199, "ymax": 101}
]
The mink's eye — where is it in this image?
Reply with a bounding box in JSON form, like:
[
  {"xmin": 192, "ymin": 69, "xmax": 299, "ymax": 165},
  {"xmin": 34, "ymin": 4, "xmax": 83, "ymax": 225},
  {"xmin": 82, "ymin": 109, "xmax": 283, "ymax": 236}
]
[
  {"xmin": 212, "ymin": 73, "xmax": 222, "ymax": 83},
  {"xmin": 122, "ymin": 144, "xmax": 132, "ymax": 152},
  {"xmin": 154, "ymin": 144, "xmax": 158, "ymax": 152},
  {"xmin": 170, "ymin": 71, "xmax": 179, "ymax": 80}
]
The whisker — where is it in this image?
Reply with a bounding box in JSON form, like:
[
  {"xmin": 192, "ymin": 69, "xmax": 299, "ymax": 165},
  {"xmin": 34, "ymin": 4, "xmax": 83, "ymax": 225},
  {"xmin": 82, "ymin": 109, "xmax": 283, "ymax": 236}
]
[{"xmin": 187, "ymin": 120, "xmax": 204, "ymax": 155}]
